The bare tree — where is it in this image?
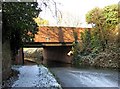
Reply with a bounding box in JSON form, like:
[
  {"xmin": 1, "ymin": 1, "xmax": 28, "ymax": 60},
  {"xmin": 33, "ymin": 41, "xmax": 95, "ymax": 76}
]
[{"xmin": 37, "ymin": 0, "xmax": 62, "ymax": 25}]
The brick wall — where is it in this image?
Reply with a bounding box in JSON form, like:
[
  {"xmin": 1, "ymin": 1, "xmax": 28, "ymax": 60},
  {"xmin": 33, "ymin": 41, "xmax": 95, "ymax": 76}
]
[{"xmin": 34, "ymin": 26, "xmax": 85, "ymax": 42}]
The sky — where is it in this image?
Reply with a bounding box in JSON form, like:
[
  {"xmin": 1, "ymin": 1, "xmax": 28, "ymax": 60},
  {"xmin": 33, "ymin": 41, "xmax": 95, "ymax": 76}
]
[{"xmin": 38, "ymin": 0, "xmax": 119, "ymax": 27}]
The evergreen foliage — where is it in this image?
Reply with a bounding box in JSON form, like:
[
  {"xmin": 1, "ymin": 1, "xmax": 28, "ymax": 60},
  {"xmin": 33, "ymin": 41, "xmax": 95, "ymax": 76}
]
[{"xmin": 2, "ymin": 2, "xmax": 41, "ymax": 55}]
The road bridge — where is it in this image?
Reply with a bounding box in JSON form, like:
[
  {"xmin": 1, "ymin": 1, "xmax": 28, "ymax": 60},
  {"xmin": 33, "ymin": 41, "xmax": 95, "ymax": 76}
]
[{"xmin": 15, "ymin": 26, "xmax": 91, "ymax": 65}]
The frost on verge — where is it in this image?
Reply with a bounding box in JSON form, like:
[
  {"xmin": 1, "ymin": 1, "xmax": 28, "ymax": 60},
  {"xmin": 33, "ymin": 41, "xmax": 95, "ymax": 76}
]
[{"xmin": 11, "ymin": 65, "xmax": 62, "ymax": 89}]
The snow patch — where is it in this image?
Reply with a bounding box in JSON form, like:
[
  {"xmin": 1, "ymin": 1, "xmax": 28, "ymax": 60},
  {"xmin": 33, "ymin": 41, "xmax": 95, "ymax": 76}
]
[{"xmin": 12, "ymin": 65, "xmax": 61, "ymax": 88}]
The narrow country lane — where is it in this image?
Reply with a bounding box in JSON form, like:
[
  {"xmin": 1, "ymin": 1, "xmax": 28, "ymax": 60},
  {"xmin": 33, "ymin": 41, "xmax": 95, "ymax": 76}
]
[
  {"xmin": 7, "ymin": 65, "xmax": 61, "ymax": 88},
  {"xmin": 50, "ymin": 67, "xmax": 119, "ymax": 89}
]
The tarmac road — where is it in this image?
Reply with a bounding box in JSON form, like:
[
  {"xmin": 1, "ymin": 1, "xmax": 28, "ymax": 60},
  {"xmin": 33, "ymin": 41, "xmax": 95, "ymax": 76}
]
[{"xmin": 50, "ymin": 67, "xmax": 119, "ymax": 89}]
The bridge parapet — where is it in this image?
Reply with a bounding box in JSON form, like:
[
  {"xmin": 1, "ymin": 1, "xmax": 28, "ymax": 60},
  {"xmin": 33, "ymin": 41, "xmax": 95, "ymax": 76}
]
[{"xmin": 34, "ymin": 26, "xmax": 88, "ymax": 43}]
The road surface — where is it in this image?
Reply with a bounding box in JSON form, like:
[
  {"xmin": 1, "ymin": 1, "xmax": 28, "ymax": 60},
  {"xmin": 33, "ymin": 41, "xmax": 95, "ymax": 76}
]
[{"xmin": 50, "ymin": 67, "xmax": 119, "ymax": 89}]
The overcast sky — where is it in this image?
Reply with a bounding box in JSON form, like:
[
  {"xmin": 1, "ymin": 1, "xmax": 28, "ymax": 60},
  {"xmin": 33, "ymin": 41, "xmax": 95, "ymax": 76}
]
[{"xmin": 38, "ymin": 0, "xmax": 119, "ymax": 27}]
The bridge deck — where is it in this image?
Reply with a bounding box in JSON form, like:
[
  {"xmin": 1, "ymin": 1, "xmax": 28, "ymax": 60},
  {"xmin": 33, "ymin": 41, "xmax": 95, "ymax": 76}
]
[{"xmin": 23, "ymin": 42, "xmax": 73, "ymax": 47}]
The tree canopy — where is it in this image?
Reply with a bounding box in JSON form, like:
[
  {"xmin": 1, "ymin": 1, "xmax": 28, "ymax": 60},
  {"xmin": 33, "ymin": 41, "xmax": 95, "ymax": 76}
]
[
  {"xmin": 72, "ymin": 4, "xmax": 119, "ymax": 66},
  {"xmin": 85, "ymin": 4, "xmax": 118, "ymax": 51},
  {"xmin": 86, "ymin": 4, "xmax": 118, "ymax": 29},
  {"xmin": 2, "ymin": 2, "xmax": 41, "ymax": 55}
]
